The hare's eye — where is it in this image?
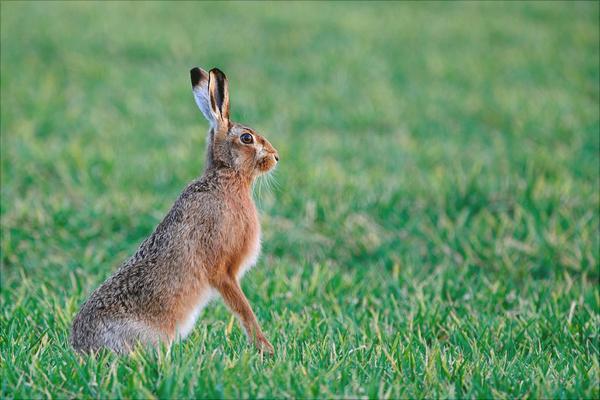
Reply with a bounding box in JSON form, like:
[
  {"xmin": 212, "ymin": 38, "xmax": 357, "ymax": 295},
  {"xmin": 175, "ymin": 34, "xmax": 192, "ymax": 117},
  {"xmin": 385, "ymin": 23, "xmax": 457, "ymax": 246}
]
[{"xmin": 240, "ymin": 133, "xmax": 254, "ymax": 144}]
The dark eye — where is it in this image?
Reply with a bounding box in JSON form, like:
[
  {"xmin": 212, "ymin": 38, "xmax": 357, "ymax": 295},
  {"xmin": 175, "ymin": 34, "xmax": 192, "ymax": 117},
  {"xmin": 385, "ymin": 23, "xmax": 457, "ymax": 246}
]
[{"xmin": 240, "ymin": 133, "xmax": 254, "ymax": 144}]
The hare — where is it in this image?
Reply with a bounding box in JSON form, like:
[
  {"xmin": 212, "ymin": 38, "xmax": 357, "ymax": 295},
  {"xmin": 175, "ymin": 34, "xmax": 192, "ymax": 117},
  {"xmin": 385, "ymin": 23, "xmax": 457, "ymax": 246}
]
[{"xmin": 70, "ymin": 67, "xmax": 279, "ymax": 355}]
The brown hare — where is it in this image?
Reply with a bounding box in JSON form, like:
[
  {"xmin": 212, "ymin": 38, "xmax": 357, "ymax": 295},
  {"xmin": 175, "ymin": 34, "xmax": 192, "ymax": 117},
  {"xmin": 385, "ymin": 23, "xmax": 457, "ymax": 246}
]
[{"xmin": 70, "ymin": 67, "xmax": 278, "ymax": 355}]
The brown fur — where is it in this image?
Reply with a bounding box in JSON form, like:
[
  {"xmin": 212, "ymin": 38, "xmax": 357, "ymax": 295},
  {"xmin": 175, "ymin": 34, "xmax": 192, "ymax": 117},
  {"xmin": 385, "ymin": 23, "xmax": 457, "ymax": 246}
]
[{"xmin": 70, "ymin": 67, "xmax": 278, "ymax": 355}]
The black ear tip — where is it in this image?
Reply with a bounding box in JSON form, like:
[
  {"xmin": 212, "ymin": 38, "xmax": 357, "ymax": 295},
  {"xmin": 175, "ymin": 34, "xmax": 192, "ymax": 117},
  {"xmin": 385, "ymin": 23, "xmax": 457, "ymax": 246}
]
[
  {"xmin": 190, "ymin": 67, "xmax": 202, "ymax": 87},
  {"xmin": 210, "ymin": 67, "xmax": 226, "ymax": 78}
]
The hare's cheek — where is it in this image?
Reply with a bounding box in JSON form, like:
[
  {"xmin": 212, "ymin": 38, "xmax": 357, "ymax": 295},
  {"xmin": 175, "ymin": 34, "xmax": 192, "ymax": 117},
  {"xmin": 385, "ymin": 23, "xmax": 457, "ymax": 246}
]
[{"xmin": 256, "ymin": 158, "xmax": 266, "ymax": 172}]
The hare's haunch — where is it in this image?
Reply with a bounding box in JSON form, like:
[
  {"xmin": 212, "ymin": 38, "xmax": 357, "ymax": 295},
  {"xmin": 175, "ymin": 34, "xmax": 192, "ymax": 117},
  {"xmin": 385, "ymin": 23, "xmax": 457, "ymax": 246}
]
[{"xmin": 70, "ymin": 67, "xmax": 279, "ymax": 355}]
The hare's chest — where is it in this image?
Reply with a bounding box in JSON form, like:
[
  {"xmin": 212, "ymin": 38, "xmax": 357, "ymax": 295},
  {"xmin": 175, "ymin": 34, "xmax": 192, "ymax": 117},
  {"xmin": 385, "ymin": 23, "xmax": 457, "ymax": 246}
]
[
  {"xmin": 227, "ymin": 198, "xmax": 261, "ymax": 279},
  {"xmin": 237, "ymin": 231, "xmax": 261, "ymax": 279}
]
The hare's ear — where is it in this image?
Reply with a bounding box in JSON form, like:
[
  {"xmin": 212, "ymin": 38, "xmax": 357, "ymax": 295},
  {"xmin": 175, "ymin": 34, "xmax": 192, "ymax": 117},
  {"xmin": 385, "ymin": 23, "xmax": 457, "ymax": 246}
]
[
  {"xmin": 190, "ymin": 67, "xmax": 215, "ymax": 126},
  {"xmin": 207, "ymin": 68, "xmax": 230, "ymax": 128}
]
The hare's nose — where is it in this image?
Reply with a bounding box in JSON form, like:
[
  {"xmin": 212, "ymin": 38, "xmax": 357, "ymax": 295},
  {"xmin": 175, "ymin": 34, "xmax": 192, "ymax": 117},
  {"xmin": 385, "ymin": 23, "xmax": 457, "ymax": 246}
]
[{"xmin": 274, "ymin": 154, "xmax": 279, "ymax": 162}]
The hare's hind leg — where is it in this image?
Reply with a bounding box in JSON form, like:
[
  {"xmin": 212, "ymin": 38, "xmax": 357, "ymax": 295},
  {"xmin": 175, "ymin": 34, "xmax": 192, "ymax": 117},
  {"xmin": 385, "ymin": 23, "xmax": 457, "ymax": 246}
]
[
  {"xmin": 100, "ymin": 319, "xmax": 168, "ymax": 354},
  {"xmin": 210, "ymin": 275, "xmax": 274, "ymax": 355}
]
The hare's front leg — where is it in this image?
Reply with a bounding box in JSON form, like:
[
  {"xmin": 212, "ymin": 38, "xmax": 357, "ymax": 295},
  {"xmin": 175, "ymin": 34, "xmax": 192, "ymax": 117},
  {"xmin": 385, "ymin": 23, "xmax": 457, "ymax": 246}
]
[{"xmin": 210, "ymin": 274, "xmax": 274, "ymax": 355}]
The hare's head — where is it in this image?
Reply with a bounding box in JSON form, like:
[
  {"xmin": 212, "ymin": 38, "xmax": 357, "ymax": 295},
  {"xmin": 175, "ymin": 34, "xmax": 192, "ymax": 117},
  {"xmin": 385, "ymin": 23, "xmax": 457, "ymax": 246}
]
[{"xmin": 191, "ymin": 67, "xmax": 279, "ymax": 179}]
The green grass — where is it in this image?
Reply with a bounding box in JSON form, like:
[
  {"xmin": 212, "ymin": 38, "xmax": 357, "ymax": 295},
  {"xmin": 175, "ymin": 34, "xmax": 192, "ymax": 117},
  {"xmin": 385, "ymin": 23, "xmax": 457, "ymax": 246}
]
[{"xmin": 1, "ymin": 1, "xmax": 599, "ymax": 398}]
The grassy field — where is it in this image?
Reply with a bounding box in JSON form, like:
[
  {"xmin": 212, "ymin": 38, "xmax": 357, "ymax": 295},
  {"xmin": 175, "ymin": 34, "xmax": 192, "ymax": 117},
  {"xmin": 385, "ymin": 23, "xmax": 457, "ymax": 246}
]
[{"xmin": 1, "ymin": 1, "xmax": 599, "ymax": 398}]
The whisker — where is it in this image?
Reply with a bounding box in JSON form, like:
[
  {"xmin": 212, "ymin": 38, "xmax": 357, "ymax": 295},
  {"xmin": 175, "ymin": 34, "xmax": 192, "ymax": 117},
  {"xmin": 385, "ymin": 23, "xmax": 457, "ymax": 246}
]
[
  {"xmin": 252, "ymin": 170, "xmax": 279, "ymax": 206},
  {"xmin": 267, "ymin": 172, "xmax": 281, "ymax": 190}
]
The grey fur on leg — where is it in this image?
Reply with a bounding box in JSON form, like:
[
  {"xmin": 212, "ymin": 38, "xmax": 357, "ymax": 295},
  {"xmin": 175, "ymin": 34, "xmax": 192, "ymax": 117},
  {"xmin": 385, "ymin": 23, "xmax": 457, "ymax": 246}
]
[{"xmin": 71, "ymin": 316, "xmax": 163, "ymax": 355}]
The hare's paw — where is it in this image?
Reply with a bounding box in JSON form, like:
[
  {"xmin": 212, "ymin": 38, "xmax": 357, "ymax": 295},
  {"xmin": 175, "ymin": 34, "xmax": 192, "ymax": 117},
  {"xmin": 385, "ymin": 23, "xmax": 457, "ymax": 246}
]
[{"xmin": 254, "ymin": 334, "xmax": 274, "ymax": 356}]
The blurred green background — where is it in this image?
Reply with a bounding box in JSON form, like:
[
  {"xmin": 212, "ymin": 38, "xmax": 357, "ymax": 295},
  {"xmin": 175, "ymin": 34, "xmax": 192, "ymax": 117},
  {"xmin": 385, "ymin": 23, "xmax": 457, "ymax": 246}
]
[{"xmin": 1, "ymin": 1, "xmax": 598, "ymax": 398}]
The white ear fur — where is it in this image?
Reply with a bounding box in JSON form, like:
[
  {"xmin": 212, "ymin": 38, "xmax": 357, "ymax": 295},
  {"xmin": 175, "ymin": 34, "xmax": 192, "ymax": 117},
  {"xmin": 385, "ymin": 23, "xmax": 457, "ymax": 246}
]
[{"xmin": 190, "ymin": 67, "xmax": 215, "ymax": 127}]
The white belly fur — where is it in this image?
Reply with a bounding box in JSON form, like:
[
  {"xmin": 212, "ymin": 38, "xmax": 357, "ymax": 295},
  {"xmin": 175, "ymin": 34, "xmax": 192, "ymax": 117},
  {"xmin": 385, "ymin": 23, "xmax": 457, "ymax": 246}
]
[{"xmin": 176, "ymin": 288, "xmax": 216, "ymax": 339}]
